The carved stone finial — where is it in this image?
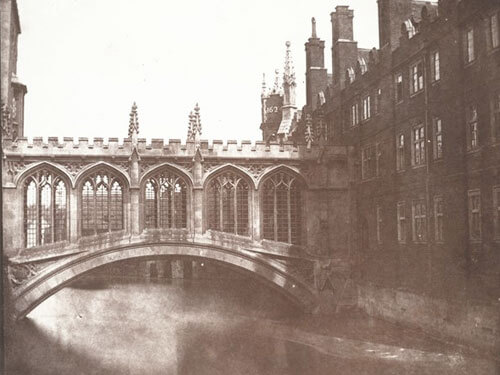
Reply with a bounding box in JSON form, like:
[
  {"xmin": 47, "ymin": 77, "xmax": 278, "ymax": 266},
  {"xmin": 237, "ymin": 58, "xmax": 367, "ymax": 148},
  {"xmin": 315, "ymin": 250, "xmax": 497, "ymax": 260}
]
[
  {"xmin": 261, "ymin": 73, "xmax": 267, "ymax": 97},
  {"xmin": 311, "ymin": 17, "xmax": 317, "ymax": 38},
  {"xmin": 283, "ymin": 41, "xmax": 296, "ymax": 88},
  {"xmin": 272, "ymin": 69, "xmax": 281, "ymax": 94},
  {"xmin": 187, "ymin": 103, "xmax": 202, "ymax": 142},
  {"xmin": 128, "ymin": 102, "xmax": 139, "ymax": 139},
  {"xmin": 1, "ymin": 100, "xmax": 12, "ymax": 137},
  {"xmin": 305, "ymin": 114, "xmax": 314, "ymax": 149}
]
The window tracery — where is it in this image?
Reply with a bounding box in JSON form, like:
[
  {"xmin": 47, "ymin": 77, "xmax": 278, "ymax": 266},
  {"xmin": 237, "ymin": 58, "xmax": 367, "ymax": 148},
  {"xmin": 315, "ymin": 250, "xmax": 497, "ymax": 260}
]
[
  {"xmin": 81, "ymin": 170, "xmax": 124, "ymax": 236},
  {"xmin": 206, "ymin": 171, "xmax": 249, "ymax": 236},
  {"xmin": 262, "ymin": 171, "xmax": 303, "ymax": 244},
  {"xmin": 143, "ymin": 169, "xmax": 187, "ymax": 229},
  {"xmin": 24, "ymin": 169, "xmax": 67, "ymax": 248}
]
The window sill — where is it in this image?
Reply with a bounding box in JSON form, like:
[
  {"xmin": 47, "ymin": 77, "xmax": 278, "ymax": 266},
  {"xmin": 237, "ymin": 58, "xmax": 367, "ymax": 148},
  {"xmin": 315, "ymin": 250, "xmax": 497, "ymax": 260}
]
[
  {"xmin": 466, "ymin": 147, "xmax": 482, "ymax": 155},
  {"xmin": 411, "ymin": 164, "xmax": 426, "ymax": 169},
  {"xmin": 409, "ymin": 90, "xmax": 424, "ymax": 99},
  {"xmin": 433, "ymin": 157, "xmax": 443, "ymax": 163},
  {"xmin": 431, "ymin": 79, "xmax": 440, "ymax": 86},
  {"xmin": 463, "ymin": 60, "xmax": 476, "ymax": 68}
]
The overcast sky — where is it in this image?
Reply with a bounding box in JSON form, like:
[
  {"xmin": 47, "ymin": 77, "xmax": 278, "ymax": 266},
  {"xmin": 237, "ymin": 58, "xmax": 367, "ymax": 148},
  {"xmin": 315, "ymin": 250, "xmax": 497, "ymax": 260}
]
[{"xmin": 17, "ymin": 0, "xmax": 379, "ymax": 141}]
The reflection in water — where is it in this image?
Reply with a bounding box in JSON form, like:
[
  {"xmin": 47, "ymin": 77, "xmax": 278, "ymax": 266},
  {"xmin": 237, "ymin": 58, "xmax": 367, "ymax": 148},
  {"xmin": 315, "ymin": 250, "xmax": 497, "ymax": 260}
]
[{"xmin": 5, "ymin": 272, "xmax": 497, "ymax": 375}]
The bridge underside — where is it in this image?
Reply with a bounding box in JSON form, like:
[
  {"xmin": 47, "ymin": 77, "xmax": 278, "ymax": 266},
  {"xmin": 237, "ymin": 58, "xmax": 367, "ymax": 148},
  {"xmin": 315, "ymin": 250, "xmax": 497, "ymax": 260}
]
[{"xmin": 8, "ymin": 241, "xmax": 322, "ymax": 320}]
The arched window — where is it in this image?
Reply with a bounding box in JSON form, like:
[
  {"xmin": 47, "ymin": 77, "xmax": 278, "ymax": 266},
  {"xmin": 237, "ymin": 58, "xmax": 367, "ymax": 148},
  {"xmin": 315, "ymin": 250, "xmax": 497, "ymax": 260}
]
[
  {"xmin": 143, "ymin": 169, "xmax": 187, "ymax": 229},
  {"xmin": 81, "ymin": 170, "xmax": 124, "ymax": 236},
  {"xmin": 24, "ymin": 169, "xmax": 67, "ymax": 248},
  {"xmin": 262, "ymin": 171, "xmax": 303, "ymax": 245},
  {"xmin": 206, "ymin": 170, "xmax": 249, "ymax": 236}
]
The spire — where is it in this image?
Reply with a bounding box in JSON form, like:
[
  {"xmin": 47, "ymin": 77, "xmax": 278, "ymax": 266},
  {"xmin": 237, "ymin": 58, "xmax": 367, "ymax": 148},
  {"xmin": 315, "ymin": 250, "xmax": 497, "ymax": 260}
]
[
  {"xmin": 187, "ymin": 103, "xmax": 202, "ymax": 142},
  {"xmin": 261, "ymin": 73, "xmax": 267, "ymax": 97},
  {"xmin": 311, "ymin": 17, "xmax": 317, "ymax": 38},
  {"xmin": 272, "ymin": 69, "xmax": 280, "ymax": 94},
  {"xmin": 128, "ymin": 102, "xmax": 139, "ymax": 140},
  {"xmin": 277, "ymin": 42, "xmax": 297, "ymax": 139},
  {"xmin": 283, "ymin": 41, "xmax": 296, "ymax": 89}
]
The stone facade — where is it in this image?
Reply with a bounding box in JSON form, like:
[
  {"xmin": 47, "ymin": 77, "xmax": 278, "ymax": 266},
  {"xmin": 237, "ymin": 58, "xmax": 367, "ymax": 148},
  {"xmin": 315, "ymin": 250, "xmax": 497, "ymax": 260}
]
[
  {"xmin": 2, "ymin": 0, "xmax": 499, "ymax": 352},
  {"xmin": 298, "ymin": 0, "xmax": 500, "ymax": 352}
]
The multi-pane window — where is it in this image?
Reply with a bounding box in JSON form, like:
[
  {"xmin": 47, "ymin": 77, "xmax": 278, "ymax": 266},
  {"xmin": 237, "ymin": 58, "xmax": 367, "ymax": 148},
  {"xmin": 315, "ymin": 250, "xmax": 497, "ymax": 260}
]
[
  {"xmin": 412, "ymin": 125, "xmax": 426, "ymax": 166},
  {"xmin": 361, "ymin": 145, "xmax": 377, "ymax": 180},
  {"xmin": 464, "ymin": 27, "xmax": 475, "ymax": 64},
  {"xmin": 395, "ymin": 73, "xmax": 403, "ymax": 103},
  {"xmin": 397, "ymin": 202, "xmax": 406, "ymax": 243},
  {"xmin": 468, "ymin": 190, "xmax": 481, "ymax": 241},
  {"xmin": 207, "ymin": 170, "xmax": 249, "ymax": 236},
  {"xmin": 144, "ymin": 168, "xmax": 187, "ymax": 230},
  {"xmin": 24, "ymin": 169, "xmax": 67, "ymax": 248},
  {"xmin": 375, "ymin": 88, "xmax": 382, "ymax": 115},
  {"xmin": 434, "ymin": 196, "xmax": 444, "ymax": 243},
  {"xmin": 262, "ymin": 171, "xmax": 303, "ymax": 245},
  {"xmin": 81, "ymin": 170, "xmax": 124, "ymax": 236},
  {"xmin": 492, "ymin": 92, "xmax": 500, "ymax": 139},
  {"xmin": 351, "ymin": 102, "xmax": 359, "ymax": 126},
  {"xmin": 396, "ymin": 134, "xmax": 405, "ymax": 171},
  {"xmin": 412, "ymin": 199, "xmax": 427, "ymax": 243},
  {"xmin": 486, "ymin": 13, "xmax": 499, "ymax": 50},
  {"xmin": 430, "ymin": 50, "xmax": 440, "ymax": 82},
  {"xmin": 410, "ymin": 61, "xmax": 424, "ymax": 94},
  {"xmin": 493, "ymin": 186, "xmax": 500, "ymax": 240},
  {"xmin": 466, "ymin": 104, "xmax": 479, "ymax": 150},
  {"xmin": 376, "ymin": 206, "xmax": 382, "ymax": 244},
  {"xmin": 433, "ymin": 117, "xmax": 443, "ymax": 159},
  {"xmin": 362, "ymin": 95, "xmax": 371, "ymax": 121}
]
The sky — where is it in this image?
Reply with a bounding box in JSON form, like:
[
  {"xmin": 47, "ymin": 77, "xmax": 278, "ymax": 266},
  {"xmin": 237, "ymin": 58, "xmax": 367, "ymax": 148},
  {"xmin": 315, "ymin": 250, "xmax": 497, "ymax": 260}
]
[{"xmin": 17, "ymin": 0, "xmax": 379, "ymax": 141}]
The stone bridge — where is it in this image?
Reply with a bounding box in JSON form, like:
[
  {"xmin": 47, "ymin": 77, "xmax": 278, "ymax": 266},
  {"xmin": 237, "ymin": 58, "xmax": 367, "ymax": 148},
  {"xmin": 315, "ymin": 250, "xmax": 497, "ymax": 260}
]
[{"xmin": 2, "ymin": 136, "xmax": 355, "ymax": 320}]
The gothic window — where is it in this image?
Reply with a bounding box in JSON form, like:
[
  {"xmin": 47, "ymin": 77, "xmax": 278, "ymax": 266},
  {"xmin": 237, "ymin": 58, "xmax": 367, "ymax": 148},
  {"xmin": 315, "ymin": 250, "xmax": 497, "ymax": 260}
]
[
  {"xmin": 206, "ymin": 170, "xmax": 249, "ymax": 236},
  {"xmin": 24, "ymin": 169, "xmax": 67, "ymax": 248},
  {"xmin": 262, "ymin": 171, "xmax": 303, "ymax": 245},
  {"xmin": 81, "ymin": 170, "xmax": 124, "ymax": 236},
  {"xmin": 143, "ymin": 169, "xmax": 187, "ymax": 229}
]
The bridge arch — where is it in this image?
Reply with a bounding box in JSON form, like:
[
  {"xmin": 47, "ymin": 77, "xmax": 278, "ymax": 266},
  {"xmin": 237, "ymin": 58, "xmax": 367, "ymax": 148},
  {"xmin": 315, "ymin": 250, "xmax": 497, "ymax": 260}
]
[{"xmin": 11, "ymin": 242, "xmax": 318, "ymax": 320}]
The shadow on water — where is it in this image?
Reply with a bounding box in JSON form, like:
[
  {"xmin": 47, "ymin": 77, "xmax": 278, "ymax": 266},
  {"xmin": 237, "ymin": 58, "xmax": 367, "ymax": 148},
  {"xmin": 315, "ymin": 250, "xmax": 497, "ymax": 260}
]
[
  {"xmin": 4, "ymin": 264, "xmax": 498, "ymax": 375},
  {"xmin": 5, "ymin": 319, "xmax": 121, "ymax": 375}
]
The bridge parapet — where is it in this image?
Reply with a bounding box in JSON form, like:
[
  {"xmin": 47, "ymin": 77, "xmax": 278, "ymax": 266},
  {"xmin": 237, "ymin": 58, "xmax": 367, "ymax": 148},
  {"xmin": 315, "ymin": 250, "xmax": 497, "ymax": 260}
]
[{"xmin": 2, "ymin": 136, "xmax": 349, "ymax": 161}]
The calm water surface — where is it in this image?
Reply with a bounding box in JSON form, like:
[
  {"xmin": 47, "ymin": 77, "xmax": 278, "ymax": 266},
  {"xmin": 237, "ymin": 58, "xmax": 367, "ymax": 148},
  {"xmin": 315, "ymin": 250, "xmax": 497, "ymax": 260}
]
[{"xmin": 5, "ymin": 276, "xmax": 498, "ymax": 375}]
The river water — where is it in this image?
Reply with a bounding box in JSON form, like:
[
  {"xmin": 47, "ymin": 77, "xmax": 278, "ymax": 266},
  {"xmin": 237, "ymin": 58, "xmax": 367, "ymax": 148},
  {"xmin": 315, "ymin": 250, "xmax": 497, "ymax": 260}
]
[{"xmin": 4, "ymin": 270, "xmax": 498, "ymax": 374}]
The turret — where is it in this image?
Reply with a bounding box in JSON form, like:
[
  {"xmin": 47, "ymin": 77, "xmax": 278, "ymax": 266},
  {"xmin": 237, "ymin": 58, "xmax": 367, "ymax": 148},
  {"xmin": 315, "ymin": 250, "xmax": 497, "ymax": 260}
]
[
  {"xmin": 305, "ymin": 18, "xmax": 328, "ymax": 111},
  {"xmin": 331, "ymin": 6, "xmax": 358, "ymax": 89}
]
